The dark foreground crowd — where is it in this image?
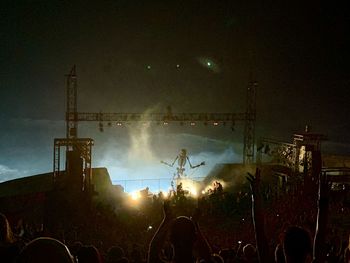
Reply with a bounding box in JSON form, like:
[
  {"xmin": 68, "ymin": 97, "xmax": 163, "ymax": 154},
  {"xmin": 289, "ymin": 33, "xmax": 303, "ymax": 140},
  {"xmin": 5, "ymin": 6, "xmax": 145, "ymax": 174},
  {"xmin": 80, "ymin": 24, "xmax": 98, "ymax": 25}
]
[{"xmin": 1, "ymin": 169, "xmax": 350, "ymax": 263}]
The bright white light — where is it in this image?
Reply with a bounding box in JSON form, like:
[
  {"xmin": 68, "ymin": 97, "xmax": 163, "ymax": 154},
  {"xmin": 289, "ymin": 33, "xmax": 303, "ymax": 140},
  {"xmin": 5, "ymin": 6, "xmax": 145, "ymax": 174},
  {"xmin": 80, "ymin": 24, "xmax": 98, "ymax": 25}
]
[
  {"xmin": 131, "ymin": 191, "xmax": 141, "ymax": 201},
  {"xmin": 213, "ymin": 122, "xmax": 219, "ymax": 126},
  {"xmin": 207, "ymin": 62, "xmax": 211, "ymax": 67},
  {"xmin": 190, "ymin": 188, "xmax": 198, "ymax": 197},
  {"xmin": 190, "ymin": 122, "xmax": 196, "ymax": 126}
]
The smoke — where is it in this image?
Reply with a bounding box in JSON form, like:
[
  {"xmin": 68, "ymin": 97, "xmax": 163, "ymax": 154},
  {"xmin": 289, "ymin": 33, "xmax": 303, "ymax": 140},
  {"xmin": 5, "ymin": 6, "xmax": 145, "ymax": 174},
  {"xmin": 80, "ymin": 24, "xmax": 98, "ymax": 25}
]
[
  {"xmin": 95, "ymin": 123, "xmax": 242, "ymax": 193},
  {"xmin": 127, "ymin": 120, "xmax": 156, "ymax": 164}
]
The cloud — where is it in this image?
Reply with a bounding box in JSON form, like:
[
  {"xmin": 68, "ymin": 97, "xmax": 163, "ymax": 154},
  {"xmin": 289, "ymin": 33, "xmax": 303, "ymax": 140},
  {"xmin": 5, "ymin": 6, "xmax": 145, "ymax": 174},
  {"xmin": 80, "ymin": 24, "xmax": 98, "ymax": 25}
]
[{"xmin": 0, "ymin": 164, "xmax": 21, "ymax": 182}]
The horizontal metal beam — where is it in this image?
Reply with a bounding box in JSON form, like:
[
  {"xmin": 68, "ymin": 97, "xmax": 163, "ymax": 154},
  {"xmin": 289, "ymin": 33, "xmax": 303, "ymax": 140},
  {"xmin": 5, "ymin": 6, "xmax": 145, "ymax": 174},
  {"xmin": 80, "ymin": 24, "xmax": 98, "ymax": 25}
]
[
  {"xmin": 327, "ymin": 175, "xmax": 350, "ymax": 183},
  {"xmin": 54, "ymin": 138, "xmax": 94, "ymax": 146},
  {"xmin": 77, "ymin": 112, "xmax": 248, "ymax": 122},
  {"xmin": 259, "ymin": 137, "xmax": 296, "ymax": 148}
]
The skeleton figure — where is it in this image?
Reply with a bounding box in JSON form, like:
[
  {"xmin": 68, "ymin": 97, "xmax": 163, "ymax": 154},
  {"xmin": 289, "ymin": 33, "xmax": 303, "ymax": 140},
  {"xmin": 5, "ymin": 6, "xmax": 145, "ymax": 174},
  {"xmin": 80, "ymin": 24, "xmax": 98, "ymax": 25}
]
[{"xmin": 161, "ymin": 149, "xmax": 205, "ymax": 180}]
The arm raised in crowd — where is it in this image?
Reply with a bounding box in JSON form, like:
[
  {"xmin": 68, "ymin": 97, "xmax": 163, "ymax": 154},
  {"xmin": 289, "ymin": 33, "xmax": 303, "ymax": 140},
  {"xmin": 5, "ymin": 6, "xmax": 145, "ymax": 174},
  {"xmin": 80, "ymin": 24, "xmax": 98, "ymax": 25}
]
[
  {"xmin": 313, "ymin": 172, "xmax": 330, "ymax": 263},
  {"xmin": 191, "ymin": 208, "xmax": 212, "ymax": 262},
  {"xmin": 148, "ymin": 201, "xmax": 174, "ymax": 263},
  {"xmin": 247, "ymin": 168, "xmax": 271, "ymax": 263}
]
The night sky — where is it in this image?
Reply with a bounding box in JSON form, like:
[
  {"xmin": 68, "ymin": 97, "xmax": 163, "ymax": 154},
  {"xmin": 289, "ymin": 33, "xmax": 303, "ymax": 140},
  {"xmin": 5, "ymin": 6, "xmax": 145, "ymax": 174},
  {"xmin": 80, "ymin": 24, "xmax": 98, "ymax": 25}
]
[{"xmin": 0, "ymin": 1, "xmax": 349, "ymax": 189}]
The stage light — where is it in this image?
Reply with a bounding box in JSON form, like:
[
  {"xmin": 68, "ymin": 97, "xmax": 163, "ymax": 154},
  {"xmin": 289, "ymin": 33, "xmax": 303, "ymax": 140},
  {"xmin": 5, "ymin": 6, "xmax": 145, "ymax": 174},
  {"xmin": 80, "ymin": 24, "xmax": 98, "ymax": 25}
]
[
  {"xmin": 213, "ymin": 122, "xmax": 219, "ymax": 126},
  {"xmin": 191, "ymin": 190, "xmax": 197, "ymax": 197},
  {"xmin": 99, "ymin": 122, "xmax": 104, "ymax": 132},
  {"xmin": 131, "ymin": 191, "xmax": 141, "ymax": 201},
  {"xmin": 190, "ymin": 122, "xmax": 196, "ymax": 126}
]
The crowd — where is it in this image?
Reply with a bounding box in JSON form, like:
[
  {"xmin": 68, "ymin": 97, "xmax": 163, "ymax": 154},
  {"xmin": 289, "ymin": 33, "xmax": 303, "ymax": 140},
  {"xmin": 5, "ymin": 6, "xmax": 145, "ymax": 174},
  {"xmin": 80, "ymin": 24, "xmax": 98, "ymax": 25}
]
[{"xmin": 1, "ymin": 169, "xmax": 350, "ymax": 262}]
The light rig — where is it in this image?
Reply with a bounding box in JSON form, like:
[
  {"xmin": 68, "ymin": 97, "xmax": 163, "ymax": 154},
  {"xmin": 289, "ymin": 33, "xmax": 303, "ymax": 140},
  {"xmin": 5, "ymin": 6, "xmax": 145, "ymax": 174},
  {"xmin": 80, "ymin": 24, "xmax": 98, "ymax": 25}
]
[{"xmin": 53, "ymin": 66, "xmax": 257, "ymax": 194}]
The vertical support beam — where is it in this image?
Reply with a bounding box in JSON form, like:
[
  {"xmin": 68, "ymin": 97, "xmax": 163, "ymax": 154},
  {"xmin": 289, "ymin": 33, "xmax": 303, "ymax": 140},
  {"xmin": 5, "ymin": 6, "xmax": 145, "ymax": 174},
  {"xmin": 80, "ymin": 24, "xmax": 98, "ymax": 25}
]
[
  {"xmin": 243, "ymin": 80, "xmax": 257, "ymax": 165},
  {"xmin": 66, "ymin": 65, "xmax": 78, "ymax": 149},
  {"xmin": 53, "ymin": 139, "xmax": 60, "ymax": 182}
]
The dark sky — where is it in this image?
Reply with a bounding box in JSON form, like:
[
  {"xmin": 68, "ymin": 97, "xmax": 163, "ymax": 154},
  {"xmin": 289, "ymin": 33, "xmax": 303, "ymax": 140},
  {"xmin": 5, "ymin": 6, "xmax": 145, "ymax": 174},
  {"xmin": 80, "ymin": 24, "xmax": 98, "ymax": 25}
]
[{"xmin": 0, "ymin": 1, "xmax": 349, "ymax": 183}]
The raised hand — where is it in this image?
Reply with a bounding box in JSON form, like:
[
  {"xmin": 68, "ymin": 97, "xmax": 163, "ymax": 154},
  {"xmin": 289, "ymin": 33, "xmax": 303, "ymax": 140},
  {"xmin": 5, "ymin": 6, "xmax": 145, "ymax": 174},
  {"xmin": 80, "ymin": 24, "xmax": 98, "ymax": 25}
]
[{"xmin": 246, "ymin": 168, "xmax": 261, "ymax": 200}]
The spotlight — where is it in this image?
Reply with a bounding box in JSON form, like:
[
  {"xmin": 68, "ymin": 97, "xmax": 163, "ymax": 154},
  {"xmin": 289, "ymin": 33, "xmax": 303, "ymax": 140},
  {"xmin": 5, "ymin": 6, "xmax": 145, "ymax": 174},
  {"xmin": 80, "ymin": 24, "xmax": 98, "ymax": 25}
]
[
  {"xmin": 231, "ymin": 121, "xmax": 235, "ymax": 131},
  {"xmin": 99, "ymin": 122, "xmax": 104, "ymax": 132},
  {"xmin": 213, "ymin": 122, "xmax": 219, "ymax": 126},
  {"xmin": 131, "ymin": 191, "xmax": 141, "ymax": 201},
  {"xmin": 190, "ymin": 122, "xmax": 196, "ymax": 126}
]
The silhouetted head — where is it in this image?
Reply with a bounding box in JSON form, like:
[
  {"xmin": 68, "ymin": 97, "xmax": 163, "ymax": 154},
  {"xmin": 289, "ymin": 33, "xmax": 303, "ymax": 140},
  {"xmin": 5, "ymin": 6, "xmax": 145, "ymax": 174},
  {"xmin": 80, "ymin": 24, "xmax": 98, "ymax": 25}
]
[
  {"xmin": 283, "ymin": 227, "xmax": 312, "ymax": 263},
  {"xmin": 77, "ymin": 245, "xmax": 102, "ymax": 263},
  {"xmin": 17, "ymin": 237, "xmax": 74, "ymax": 263},
  {"xmin": 69, "ymin": 241, "xmax": 83, "ymax": 257},
  {"xmin": 0, "ymin": 213, "xmax": 13, "ymax": 244},
  {"xmin": 170, "ymin": 216, "xmax": 196, "ymax": 249},
  {"xmin": 243, "ymin": 244, "xmax": 256, "ymax": 262}
]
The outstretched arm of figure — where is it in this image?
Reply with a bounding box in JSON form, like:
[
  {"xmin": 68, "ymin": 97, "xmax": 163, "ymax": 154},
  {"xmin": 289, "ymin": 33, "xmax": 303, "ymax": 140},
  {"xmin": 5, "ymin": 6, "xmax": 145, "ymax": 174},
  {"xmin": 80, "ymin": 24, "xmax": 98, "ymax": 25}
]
[
  {"xmin": 161, "ymin": 156, "xmax": 178, "ymax": 167},
  {"xmin": 187, "ymin": 157, "xmax": 205, "ymax": 169},
  {"xmin": 148, "ymin": 201, "xmax": 174, "ymax": 263},
  {"xmin": 313, "ymin": 172, "xmax": 330, "ymax": 263},
  {"xmin": 246, "ymin": 168, "xmax": 270, "ymax": 263}
]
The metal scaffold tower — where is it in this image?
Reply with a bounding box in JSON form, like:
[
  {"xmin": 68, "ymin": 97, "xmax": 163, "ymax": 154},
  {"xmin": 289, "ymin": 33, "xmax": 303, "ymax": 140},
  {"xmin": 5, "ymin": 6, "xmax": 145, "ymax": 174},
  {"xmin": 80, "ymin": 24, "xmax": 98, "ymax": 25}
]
[
  {"xmin": 66, "ymin": 65, "xmax": 78, "ymax": 143},
  {"xmin": 53, "ymin": 66, "xmax": 94, "ymax": 192},
  {"xmin": 243, "ymin": 79, "xmax": 257, "ymax": 165}
]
